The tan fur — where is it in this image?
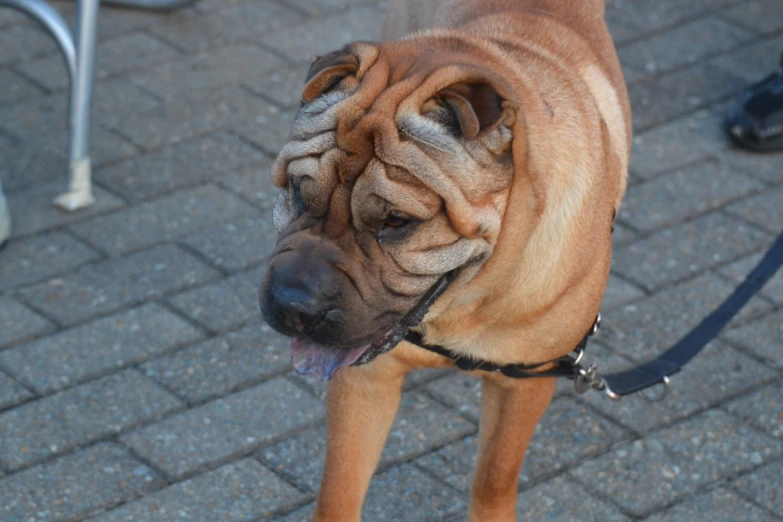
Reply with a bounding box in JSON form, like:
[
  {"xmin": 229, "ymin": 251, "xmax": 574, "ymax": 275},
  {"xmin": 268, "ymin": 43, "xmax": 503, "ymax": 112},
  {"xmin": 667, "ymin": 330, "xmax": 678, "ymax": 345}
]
[{"xmin": 268, "ymin": 0, "xmax": 630, "ymax": 519}]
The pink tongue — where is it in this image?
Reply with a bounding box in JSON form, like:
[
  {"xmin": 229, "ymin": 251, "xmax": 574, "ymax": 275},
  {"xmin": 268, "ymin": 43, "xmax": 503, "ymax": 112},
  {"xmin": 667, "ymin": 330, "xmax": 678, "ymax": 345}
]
[{"xmin": 290, "ymin": 337, "xmax": 371, "ymax": 381}]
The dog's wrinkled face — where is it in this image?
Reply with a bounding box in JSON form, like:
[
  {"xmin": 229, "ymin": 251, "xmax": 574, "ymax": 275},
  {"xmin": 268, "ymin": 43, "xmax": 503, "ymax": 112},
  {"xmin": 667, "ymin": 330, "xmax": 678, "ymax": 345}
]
[{"xmin": 260, "ymin": 40, "xmax": 519, "ymax": 380}]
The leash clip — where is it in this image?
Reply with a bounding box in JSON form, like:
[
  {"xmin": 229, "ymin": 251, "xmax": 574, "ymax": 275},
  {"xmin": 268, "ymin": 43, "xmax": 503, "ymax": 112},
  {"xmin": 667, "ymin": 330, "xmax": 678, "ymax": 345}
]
[{"xmin": 574, "ymin": 363, "xmax": 621, "ymax": 400}]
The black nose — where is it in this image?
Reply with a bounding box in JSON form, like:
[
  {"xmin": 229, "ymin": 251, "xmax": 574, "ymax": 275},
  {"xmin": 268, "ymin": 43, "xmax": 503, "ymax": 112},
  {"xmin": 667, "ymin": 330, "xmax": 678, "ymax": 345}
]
[{"xmin": 261, "ymin": 256, "xmax": 343, "ymax": 340}]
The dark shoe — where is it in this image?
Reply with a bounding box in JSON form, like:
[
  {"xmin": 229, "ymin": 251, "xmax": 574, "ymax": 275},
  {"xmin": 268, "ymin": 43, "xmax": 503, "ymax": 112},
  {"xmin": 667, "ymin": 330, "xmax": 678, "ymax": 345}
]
[{"xmin": 725, "ymin": 52, "xmax": 783, "ymax": 152}]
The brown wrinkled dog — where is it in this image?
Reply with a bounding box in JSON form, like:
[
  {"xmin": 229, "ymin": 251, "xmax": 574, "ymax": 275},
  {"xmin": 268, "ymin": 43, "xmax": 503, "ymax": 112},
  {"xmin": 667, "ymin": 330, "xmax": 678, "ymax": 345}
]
[{"xmin": 260, "ymin": 0, "xmax": 630, "ymax": 519}]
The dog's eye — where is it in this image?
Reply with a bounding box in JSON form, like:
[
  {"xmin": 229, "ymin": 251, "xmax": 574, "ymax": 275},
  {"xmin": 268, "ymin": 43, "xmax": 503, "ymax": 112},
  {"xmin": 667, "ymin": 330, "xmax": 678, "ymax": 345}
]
[
  {"xmin": 291, "ymin": 179, "xmax": 306, "ymax": 214},
  {"xmin": 384, "ymin": 215, "xmax": 410, "ymax": 228},
  {"xmin": 378, "ymin": 214, "xmax": 418, "ymax": 243}
]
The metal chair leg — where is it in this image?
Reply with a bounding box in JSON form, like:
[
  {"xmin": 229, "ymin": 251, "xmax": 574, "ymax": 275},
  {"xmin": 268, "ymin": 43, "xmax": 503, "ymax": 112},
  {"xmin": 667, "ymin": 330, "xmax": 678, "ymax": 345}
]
[
  {"xmin": 55, "ymin": 0, "xmax": 99, "ymax": 211},
  {"xmin": 0, "ymin": 0, "xmax": 193, "ymax": 212},
  {"xmin": 0, "ymin": 178, "xmax": 10, "ymax": 247},
  {"xmin": 0, "ymin": 0, "xmax": 97, "ymax": 211}
]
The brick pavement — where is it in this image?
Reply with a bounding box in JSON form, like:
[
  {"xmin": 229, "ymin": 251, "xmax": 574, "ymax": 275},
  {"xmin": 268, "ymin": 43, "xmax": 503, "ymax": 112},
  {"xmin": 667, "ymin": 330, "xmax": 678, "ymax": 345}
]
[{"xmin": 0, "ymin": 0, "xmax": 782, "ymax": 520}]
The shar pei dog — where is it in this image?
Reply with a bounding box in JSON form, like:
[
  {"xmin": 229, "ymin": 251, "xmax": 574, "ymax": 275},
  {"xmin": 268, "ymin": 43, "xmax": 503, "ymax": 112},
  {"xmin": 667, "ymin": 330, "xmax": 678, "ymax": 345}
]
[{"xmin": 260, "ymin": 0, "xmax": 631, "ymax": 519}]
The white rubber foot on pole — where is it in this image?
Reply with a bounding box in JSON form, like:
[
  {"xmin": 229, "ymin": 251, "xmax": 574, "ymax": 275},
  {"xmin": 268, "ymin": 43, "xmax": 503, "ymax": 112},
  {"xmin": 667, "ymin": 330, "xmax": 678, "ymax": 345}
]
[
  {"xmin": 54, "ymin": 158, "xmax": 95, "ymax": 212},
  {"xmin": 0, "ymin": 181, "xmax": 10, "ymax": 247}
]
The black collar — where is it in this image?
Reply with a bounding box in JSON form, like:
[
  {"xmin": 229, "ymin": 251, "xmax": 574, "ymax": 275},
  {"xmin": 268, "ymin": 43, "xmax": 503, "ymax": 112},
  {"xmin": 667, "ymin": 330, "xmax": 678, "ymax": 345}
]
[
  {"xmin": 404, "ymin": 315, "xmax": 599, "ymax": 380},
  {"xmin": 405, "ymin": 227, "xmax": 783, "ymax": 401}
]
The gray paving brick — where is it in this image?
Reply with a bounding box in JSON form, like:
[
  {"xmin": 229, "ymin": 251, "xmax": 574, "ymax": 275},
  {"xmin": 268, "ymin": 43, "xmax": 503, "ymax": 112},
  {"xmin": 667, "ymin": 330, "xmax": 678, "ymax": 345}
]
[
  {"xmin": 283, "ymin": 370, "xmax": 327, "ymax": 400},
  {"xmin": 0, "ymin": 231, "xmax": 100, "ymax": 292},
  {"xmin": 271, "ymin": 504, "xmax": 316, "ymax": 522},
  {"xmin": 94, "ymin": 78, "xmax": 166, "ymax": 127},
  {"xmin": 283, "ymin": 0, "xmax": 377, "ymax": 16},
  {"xmin": 260, "ymin": 5, "xmax": 386, "ymax": 62},
  {"xmin": 725, "ymin": 185, "xmax": 783, "ymax": 235},
  {"xmin": 403, "ymin": 367, "xmax": 452, "ymax": 391},
  {"xmin": 0, "ymin": 6, "xmax": 26, "ymax": 28},
  {"xmin": 0, "ymin": 24, "xmax": 56, "ymax": 66},
  {"xmin": 294, "ymin": 366, "xmax": 451, "ymax": 404},
  {"xmin": 288, "ymin": 368, "xmax": 456, "ymax": 400},
  {"xmin": 362, "ymin": 464, "xmax": 468, "ymax": 521},
  {"xmin": 630, "ymin": 108, "xmax": 728, "ymax": 179},
  {"xmin": 18, "ymin": 32, "xmax": 180, "ymax": 90},
  {"xmin": 722, "ymin": 309, "xmax": 783, "ymax": 368},
  {"xmin": 618, "ymin": 17, "xmax": 754, "ymax": 82},
  {"xmin": 580, "ymin": 341, "xmax": 776, "ymax": 433},
  {"xmin": 244, "ymin": 64, "xmax": 308, "ymax": 109},
  {"xmin": 260, "ymin": 391, "xmax": 474, "ymax": 493},
  {"xmin": 603, "ymin": 274, "xmax": 645, "ymax": 311},
  {"xmin": 618, "ymin": 160, "xmax": 764, "ymax": 233},
  {"xmin": 604, "ymin": 6, "xmax": 638, "ymax": 45},
  {"xmin": 0, "ymin": 296, "xmax": 52, "ymax": 348},
  {"xmin": 520, "ymin": 397, "xmax": 631, "ymax": 483},
  {"xmin": 0, "ymin": 68, "xmax": 44, "ymax": 104},
  {"xmin": 97, "ymin": 133, "xmax": 266, "ymax": 201},
  {"xmin": 0, "ymin": 443, "xmax": 165, "ymax": 522},
  {"xmin": 2, "ymin": 127, "xmax": 138, "ymax": 193},
  {"xmin": 111, "ymin": 85, "xmax": 275, "ymax": 151},
  {"xmin": 711, "ymin": 33, "xmax": 783, "ymax": 81},
  {"xmin": 130, "ymin": 44, "xmax": 286, "ymax": 101},
  {"xmin": 17, "ymin": 244, "xmax": 220, "ymax": 325},
  {"xmin": 628, "ymin": 63, "xmax": 745, "ymax": 131},
  {"xmin": 0, "ymin": 303, "xmax": 203, "ymax": 394},
  {"xmin": 413, "ymin": 435, "xmax": 476, "ymax": 494},
  {"xmin": 643, "ymin": 488, "xmax": 778, "ymax": 522},
  {"xmin": 600, "ymin": 272, "xmax": 771, "ymax": 363},
  {"xmin": 218, "ymin": 160, "xmax": 279, "ymax": 211},
  {"xmin": 423, "ymin": 371, "xmax": 482, "ymax": 422},
  {"xmin": 569, "ymin": 409, "xmax": 783, "ymax": 517},
  {"xmin": 718, "ymin": 251, "xmax": 783, "ymax": 305},
  {"xmin": 121, "ymin": 377, "xmax": 324, "ymax": 479},
  {"xmin": 0, "ymin": 78, "xmax": 161, "ymax": 141},
  {"xmin": 49, "ymin": 1, "xmax": 168, "ymax": 40},
  {"xmin": 729, "ymin": 460, "xmax": 783, "ymax": 518},
  {"xmin": 182, "ymin": 212, "xmax": 278, "ymax": 272},
  {"xmin": 233, "ymin": 106, "xmax": 296, "ymax": 156},
  {"xmin": 6, "ymin": 182, "xmax": 126, "ymax": 237},
  {"xmin": 416, "ymin": 396, "xmax": 629, "ymax": 493},
  {"xmin": 86, "ymin": 458, "xmax": 306, "ymax": 522},
  {"xmin": 0, "ymin": 371, "xmax": 33, "ymax": 411},
  {"xmin": 613, "ymin": 212, "xmax": 770, "ymax": 291},
  {"xmin": 612, "ymin": 221, "xmax": 636, "ymax": 246},
  {"xmin": 0, "ymin": 369, "xmax": 182, "ymax": 470},
  {"xmin": 141, "ymin": 321, "xmax": 290, "ymax": 404},
  {"xmin": 720, "ymin": 0, "xmax": 783, "ymax": 34},
  {"xmin": 287, "ymin": 366, "xmax": 445, "ymax": 401},
  {"xmin": 167, "ymin": 268, "xmax": 263, "ymax": 333},
  {"xmin": 517, "ymin": 476, "xmax": 630, "ymax": 522},
  {"xmin": 724, "ymin": 381, "xmax": 783, "ymax": 439},
  {"xmin": 147, "ymin": 0, "xmax": 305, "ymax": 52},
  {"xmin": 605, "ymin": 0, "xmax": 734, "ymax": 45},
  {"xmin": 717, "ymin": 146, "xmax": 783, "ymax": 185},
  {"xmin": 70, "ymin": 185, "xmax": 260, "ymax": 255}
]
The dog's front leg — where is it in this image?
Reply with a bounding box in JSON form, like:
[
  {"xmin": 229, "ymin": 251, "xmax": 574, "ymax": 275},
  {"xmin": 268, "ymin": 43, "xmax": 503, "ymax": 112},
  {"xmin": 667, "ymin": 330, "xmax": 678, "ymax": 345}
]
[
  {"xmin": 312, "ymin": 354, "xmax": 409, "ymax": 522},
  {"xmin": 468, "ymin": 375, "xmax": 557, "ymax": 522}
]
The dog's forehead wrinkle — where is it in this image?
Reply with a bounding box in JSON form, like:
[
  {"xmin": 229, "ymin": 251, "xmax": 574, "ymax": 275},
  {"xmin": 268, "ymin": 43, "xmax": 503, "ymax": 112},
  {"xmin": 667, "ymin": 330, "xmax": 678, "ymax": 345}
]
[
  {"xmin": 302, "ymin": 90, "xmax": 351, "ymax": 116},
  {"xmin": 390, "ymin": 236, "xmax": 488, "ymax": 275},
  {"xmin": 352, "ymin": 160, "xmax": 439, "ymax": 223},
  {"xmin": 379, "ymin": 269, "xmax": 435, "ymax": 297},
  {"xmin": 397, "ymin": 113, "xmax": 459, "ymax": 153}
]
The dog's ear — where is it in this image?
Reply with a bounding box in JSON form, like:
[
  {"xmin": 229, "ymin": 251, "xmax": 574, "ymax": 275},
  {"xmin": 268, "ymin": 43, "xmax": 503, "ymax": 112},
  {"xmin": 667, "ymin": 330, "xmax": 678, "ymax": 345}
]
[
  {"xmin": 301, "ymin": 42, "xmax": 382, "ymax": 104},
  {"xmin": 437, "ymin": 83, "xmax": 518, "ymax": 140}
]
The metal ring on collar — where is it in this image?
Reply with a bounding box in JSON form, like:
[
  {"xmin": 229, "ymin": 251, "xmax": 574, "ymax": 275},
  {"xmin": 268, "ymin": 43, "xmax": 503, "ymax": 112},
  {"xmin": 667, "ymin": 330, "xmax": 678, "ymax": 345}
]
[{"xmin": 641, "ymin": 375, "xmax": 670, "ymax": 402}]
